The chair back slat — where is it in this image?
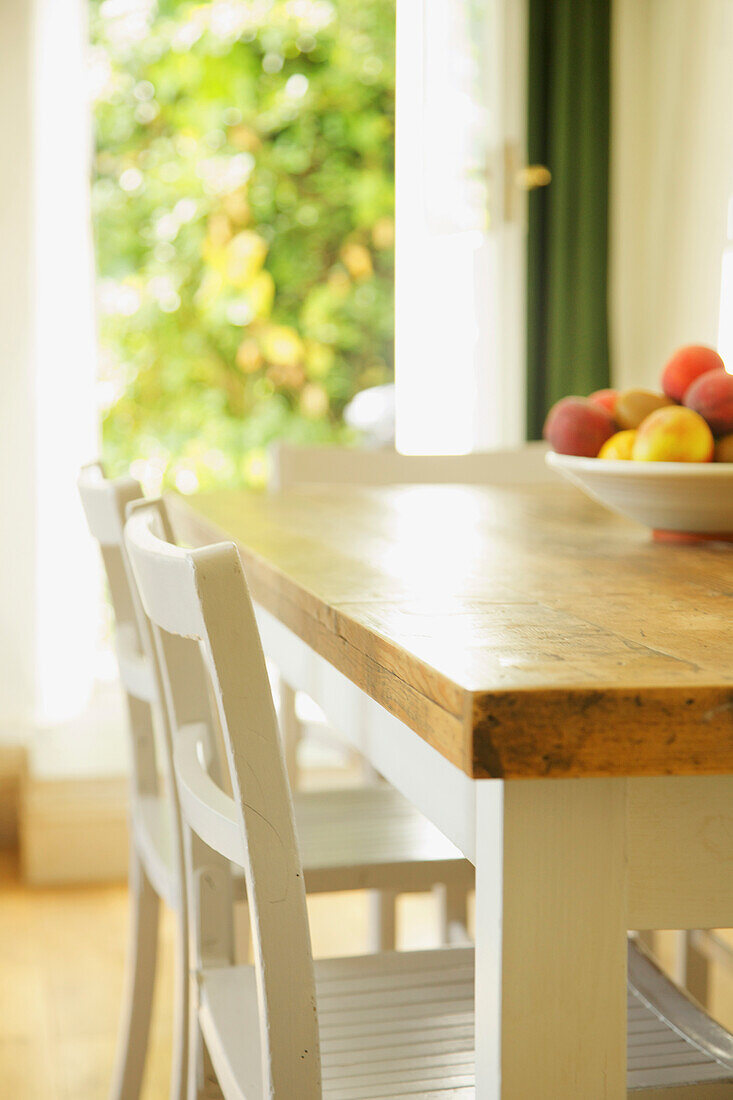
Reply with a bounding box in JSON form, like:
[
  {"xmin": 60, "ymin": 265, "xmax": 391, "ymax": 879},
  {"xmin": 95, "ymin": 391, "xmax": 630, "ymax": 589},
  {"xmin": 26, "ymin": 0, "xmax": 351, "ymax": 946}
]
[
  {"xmin": 78, "ymin": 465, "xmax": 160, "ymax": 799},
  {"xmin": 124, "ymin": 499, "xmax": 206, "ymax": 641},
  {"xmin": 125, "ymin": 502, "xmax": 321, "ymax": 1098},
  {"xmin": 123, "ymin": 501, "xmax": 219, "ymax": 743},
  {"xmin": 78, "ymin": 466, "xmax": 191, "ymax": 851},
  {"xmin": 78, "ymin": 463, "xmax": 141, "ymax": 544},
  {"xmin": 78, "ymin": 465, "xmax": 144, "ymax": 644}
]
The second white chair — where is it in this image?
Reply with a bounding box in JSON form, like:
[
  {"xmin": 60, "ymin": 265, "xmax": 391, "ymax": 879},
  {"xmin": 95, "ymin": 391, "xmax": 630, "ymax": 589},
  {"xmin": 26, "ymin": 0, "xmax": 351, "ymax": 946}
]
[{"xmin": 80, "ymin": 465, "xmax": 474, "ymax": 1098}]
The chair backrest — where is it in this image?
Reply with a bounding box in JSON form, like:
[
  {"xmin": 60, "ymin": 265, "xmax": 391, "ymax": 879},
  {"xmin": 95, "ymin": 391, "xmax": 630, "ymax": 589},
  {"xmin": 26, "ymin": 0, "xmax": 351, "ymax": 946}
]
[
  {"xmin": 269, "ymin": 440, "xmax": 555, "ymax": 490},
  {"xmin": 78, "ymin": 463, "xmax": 166, "ymax": 805},
  {"xmin": 78, "ymin": 462, "xmax": 146, "ymax": 659},
  {"xmin": 125, "ymin": 499, "xmax": 321, "ymax": 1098},
  {"xmin": 77, "ymin": 464, "xmax": 212, "ymax": 858}
]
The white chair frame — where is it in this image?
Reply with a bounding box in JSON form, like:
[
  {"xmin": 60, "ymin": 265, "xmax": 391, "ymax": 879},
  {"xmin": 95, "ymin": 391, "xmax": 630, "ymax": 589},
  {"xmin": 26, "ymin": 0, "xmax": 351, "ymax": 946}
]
[{"xmin": 79, "ymin": 463, "xmax": 190, "ymax": 1100}]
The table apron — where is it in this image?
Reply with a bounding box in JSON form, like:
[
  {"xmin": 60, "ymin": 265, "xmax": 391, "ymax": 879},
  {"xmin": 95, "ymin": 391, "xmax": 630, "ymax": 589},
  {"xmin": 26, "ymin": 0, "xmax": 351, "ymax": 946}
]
[{"xmin": 627, "ymin": 774, "xmax": 733, "ymax": 930}]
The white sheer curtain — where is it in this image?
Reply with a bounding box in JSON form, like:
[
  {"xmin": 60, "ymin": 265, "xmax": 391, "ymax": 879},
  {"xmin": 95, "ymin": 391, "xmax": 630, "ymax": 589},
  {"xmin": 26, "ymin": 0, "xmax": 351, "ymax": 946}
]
[
  {"xmin": 611, "ymin": 0, "xmax": 733, "ymax": 390},
  {"xmin": 0, "ymin": 0, "xmax": 37, "ymax": 735},
  {"xmin": 33, "ymin": 0, "xmax": 98, "ymax": 724}
]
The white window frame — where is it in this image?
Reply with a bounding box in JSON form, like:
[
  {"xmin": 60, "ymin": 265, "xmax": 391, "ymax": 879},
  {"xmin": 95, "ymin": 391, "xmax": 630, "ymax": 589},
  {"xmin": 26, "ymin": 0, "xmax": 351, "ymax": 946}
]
[{"xmin": 395, "ymin": 0, "xmax": 528, "ymax": 455}]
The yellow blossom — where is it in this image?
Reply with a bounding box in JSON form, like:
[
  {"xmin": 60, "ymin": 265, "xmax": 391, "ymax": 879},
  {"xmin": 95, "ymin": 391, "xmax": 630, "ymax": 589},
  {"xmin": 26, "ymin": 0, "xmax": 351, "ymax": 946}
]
[
  {"xmin": 195, "ymin": 269, "xmax": 224, "ymax": 308},
  {"xmin": 261, "ymin": 324, "xmax": 304, "ymax": 367},
  {"xmin": 224, "ymin": 231, "xmax": 268, "ymax": 287},
  {"xmin": 207, "ymin": 213, "xmax": 232, "ymax": 248},
  {"xmin": 229, "ymin": 124, "xmax": 261, "ymax": 152},
  {"xmin": 266, "ymin": 361, "xmax": 306, "ymax": 389},
  {"xmin": 327, "ymin": 269, "xmax": 351, "ymax": 295},
  {"xmin": 305, "ymin": 340, "xmax": 335, "ymax": 378},
  {"xmin": 372, "ymin": 217, "xmax": 394, "ymax": 250},
  {"xmin": 300, "ymin": 383, "xmax": 330, "ymax": 418},
  {"xmin": 341, "ymin": 241, "xmax": 373, "ymax": 281},
  {"xmin": 235, "ymin": 339, "xmax": 262, "ymax": 373},
  {"xmin": 222, "ymin": 190, "xmax": 250, "ymax": 226},
  {"xmin": 242, "ymin": 449, "xmax": 268, "ymax": 489}
]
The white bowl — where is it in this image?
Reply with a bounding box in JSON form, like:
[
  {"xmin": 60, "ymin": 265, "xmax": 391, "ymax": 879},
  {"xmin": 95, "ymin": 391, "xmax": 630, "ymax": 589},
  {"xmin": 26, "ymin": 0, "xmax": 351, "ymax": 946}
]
[{"xmin": 546, "ymin": 452, "xmax": 733, "ymax": 538}]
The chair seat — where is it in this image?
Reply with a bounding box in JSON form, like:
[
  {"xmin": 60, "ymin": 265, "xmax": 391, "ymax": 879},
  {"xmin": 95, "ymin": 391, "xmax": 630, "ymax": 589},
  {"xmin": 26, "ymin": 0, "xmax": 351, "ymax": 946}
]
[
  {"xmin": 133, "ymin": 783, "xmax": 471, "ymax": 911},
  {"xmin": 197, "ymin": 943, "xmax": 733, "ymax": 1099},
  {"xmin": 627, "ymin": 991, "xmax": 733, "ymax": 1093},
  {"xmin": 627, "ymin": 939, "xmax": 733, "ymax": 1093},
  {"xmin": 198, "ymin": 946, "xmax": 476, "ymax": 1099},
  {"xmin": 291, "ymin": 786, "xmax": 472, "ymax": 893}
]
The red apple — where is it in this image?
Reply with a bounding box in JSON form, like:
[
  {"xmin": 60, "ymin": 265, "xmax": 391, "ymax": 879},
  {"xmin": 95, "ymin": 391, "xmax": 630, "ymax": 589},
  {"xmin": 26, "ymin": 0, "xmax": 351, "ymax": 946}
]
[
  {"xmin": 661, "ymin": 345, "xmax": 725, "ymax": 402},
  {"xmin": 543, "ymin": 397, "xmax": 616, "ymax": 457},
  {"xmin": 683, "ymin": 368, "xmax": 733, "ymax": 436},
  {"xmin": 588, "ymin": 388, "xmax": 618, "ymax": 416}
]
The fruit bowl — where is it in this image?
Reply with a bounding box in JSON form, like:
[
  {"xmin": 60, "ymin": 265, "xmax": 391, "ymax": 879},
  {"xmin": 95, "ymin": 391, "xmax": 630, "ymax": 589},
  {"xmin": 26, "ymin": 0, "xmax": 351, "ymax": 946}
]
[{"xmin": 546, "ymin": 452, "xmax": 733, "ymax": 539}]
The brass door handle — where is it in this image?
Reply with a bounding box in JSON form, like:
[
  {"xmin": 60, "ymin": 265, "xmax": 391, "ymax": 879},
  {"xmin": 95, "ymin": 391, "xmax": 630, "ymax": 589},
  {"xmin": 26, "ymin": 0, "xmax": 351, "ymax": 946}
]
[{"xmin": 515, "ymin": 164, "xmax": 552, "ymax": 190}]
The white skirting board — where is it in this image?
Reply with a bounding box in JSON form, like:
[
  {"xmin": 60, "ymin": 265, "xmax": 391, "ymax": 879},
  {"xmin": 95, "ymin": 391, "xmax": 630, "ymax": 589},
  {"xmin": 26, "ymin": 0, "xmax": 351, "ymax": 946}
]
[
  {"xmin": 17, "ymin": 746, "xmax": 358, "ymax": 887},
  {"xmin": 20, "ymin": 773, "xmax": 129, "ymax": 886}
]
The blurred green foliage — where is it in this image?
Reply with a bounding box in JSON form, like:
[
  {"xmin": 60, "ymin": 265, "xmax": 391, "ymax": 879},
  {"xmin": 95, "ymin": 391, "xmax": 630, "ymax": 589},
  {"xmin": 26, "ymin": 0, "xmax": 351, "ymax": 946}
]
[{"xmin": 91, "ymin": 0, "xmax": 394, "ymax": 494}]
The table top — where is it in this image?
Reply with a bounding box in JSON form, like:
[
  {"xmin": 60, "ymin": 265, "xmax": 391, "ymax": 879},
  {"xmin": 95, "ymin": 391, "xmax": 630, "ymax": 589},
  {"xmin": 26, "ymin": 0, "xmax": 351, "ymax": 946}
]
[{"xmin": 169, "ymin": 483, "xmax": 733, "ymax": 780}]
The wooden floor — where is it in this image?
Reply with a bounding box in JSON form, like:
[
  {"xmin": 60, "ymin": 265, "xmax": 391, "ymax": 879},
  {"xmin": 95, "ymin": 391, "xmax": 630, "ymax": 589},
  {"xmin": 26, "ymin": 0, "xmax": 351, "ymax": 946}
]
[
  {"xmin": 0, "ymin": 845, "xmax": 453, "ymax": 1099},
  {"xmin": 3, "ymin": 840, "xmax": 733, "ymax": 1099}
]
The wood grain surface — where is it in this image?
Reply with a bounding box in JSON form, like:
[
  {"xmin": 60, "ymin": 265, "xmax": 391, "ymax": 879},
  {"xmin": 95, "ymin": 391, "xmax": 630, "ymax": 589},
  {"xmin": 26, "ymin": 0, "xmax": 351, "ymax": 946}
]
[{"xmin": 168, "ymin": 483, "xmax": 733, "ymax": 779}]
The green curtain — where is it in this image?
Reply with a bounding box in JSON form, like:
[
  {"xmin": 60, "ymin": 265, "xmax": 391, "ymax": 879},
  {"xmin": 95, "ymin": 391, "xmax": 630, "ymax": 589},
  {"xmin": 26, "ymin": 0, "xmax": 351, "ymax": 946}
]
[{"xmin": 526, "ymin": 0, "xmax": 611, "ymax": 439}]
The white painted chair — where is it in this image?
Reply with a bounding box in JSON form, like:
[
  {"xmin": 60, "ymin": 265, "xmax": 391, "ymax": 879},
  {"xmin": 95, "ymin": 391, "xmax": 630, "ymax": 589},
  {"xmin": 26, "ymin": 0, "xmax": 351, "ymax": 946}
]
[
  {"xmin": 124, "ymin": 498, "xmax": 733, "ymax": 1098},
  {"xmin": 80, "ymin": 466, "xmax": 473, "ymax": 1098},
  {"xmin": 78, "ymin": 463, "xmax": 190, "ymax": 1100}
]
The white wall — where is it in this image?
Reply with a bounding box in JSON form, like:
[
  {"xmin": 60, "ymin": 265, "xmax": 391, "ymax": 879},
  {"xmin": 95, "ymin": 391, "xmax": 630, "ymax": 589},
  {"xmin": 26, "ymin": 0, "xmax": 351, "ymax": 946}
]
[
  {"xmin": 0, "ymin": 0, "xmax": 98, "ymax": 740},
  {"xmin": 0, "ymin": 0, "xmax": 39, "ymax": 735},
  {"xmin": 611, "ymin": 0, "xmax": 733, "ymax": 390}
]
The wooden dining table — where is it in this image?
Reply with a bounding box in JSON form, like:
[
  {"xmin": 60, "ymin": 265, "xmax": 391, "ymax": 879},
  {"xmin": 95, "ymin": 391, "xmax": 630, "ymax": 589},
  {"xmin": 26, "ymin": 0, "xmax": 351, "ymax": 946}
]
[{"xmin": 169, "ymin": 479, "xmax": 733, "ymax": 1098}]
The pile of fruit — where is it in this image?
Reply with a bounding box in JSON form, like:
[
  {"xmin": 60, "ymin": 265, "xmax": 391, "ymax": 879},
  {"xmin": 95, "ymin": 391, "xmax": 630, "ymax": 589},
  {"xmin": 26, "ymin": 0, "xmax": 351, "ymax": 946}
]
[{"xmin": 544, "ymin": 346, "xmax": 733, "ymax": 462}]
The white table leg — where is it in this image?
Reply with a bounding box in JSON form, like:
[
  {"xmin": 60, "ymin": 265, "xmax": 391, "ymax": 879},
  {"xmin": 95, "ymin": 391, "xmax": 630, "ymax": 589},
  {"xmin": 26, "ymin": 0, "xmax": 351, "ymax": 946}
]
[{"xmin": 475, "ymin": 777, "xmax": 628, "ymax": 1098}]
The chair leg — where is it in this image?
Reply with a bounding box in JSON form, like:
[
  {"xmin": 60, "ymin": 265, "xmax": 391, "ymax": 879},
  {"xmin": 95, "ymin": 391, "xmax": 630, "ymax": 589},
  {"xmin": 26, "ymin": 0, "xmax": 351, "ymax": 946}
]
[
  {"xmin": 636, "ymin": 929, "xmax": 657, "ymax": 955},
  {"xmin": 170, "ymin": 904, "xmax": 189, "ymax": 1100},
  {"xmin": 234, "ymin": 899, "xmax": 251, "ymax": 965},
  {"xmin": 434, "ymin": 883, "xmax": 470, "ymax": 945},
  {"xmin": 680, "ymin": 931, "xmax": 711, "ymax": 1006},
  {"xmin": 109, "ymin": 846, "xmax": 159, "ymax": 1100},
  {"xmin": 367, "ymin": 889, "xmax": 398, "ymax": 952},
  {"xmin": 187, "ymin": 1008, "xmax": 202, "ymax": 1100},
  {"xmin": 187, "ymin": 1004, "xmax": 224, "ymax": 1100},
  {"xmin": 357, "ymin": 755, "xmax": 381, "ymax": 784},
  {"xmin": 279, "ymin": 682, "xmax": 301, "ymax": 788}
]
